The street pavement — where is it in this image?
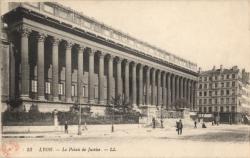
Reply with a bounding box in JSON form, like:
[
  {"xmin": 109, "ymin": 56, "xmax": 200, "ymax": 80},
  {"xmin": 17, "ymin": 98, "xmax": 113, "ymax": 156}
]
[{"xmin": 1, "ymin": 123, "xmax": 250, "ymax": 158}]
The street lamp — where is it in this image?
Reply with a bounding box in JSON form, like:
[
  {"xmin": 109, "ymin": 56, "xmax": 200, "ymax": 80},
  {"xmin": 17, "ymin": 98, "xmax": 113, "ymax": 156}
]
[
  {"xmin": 111, "ymin": 102, "xmax": 114, "ymax": 132},
  {"xmin": 160, "ymin": 105, "xmax": 164, "ymax": 128},
  {"xmin": 77, "ymin": 100, "xmax": 82, "ymax": 135}
]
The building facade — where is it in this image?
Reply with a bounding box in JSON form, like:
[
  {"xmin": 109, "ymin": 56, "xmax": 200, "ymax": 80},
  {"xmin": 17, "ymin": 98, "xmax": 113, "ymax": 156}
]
[
  {"xmin": 1, "ymin": 2, "xmax": 198, "ymax": 116},
  {"xmin": 197, "ymin": 65, "xmax": 250, "ymax": 123}
]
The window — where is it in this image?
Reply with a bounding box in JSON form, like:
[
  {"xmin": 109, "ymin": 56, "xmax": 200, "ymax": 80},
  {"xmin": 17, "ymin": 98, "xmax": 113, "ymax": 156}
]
[
  {"xmin": 232, "ymin": 106, "xmax": 235, "ymax": 111},
  {"xmin": 204, "ymin": 84, "xmax": 207, "ymax": 89},
  {"xmin": 232, "ymin": 81, "xmax": 235, "ymax": 87},
  {"xmin": 215, "ymin": 83, "xmax": 218, "ymax": 88},
  {"xmin": 71, "ymin": 85, "xmax": 75, "ymax": 96},
  {"xmin": 221, "ymin": 75, "xmax": 224, "ymax": 80},
  {"xmin": 209, "ymin": 107, "xmax": 212, "ymax": 113},
  {"xmin": 221, "ymin": 98, "xmax": 224, "ymax": 104},
  {"xmin": 204, "ymin": 107, "xmax": 207, "ymax": 113},
  {"xmin": 232, "ymin": 74, "xmax": 235, "ymax": 79},
  {"xmin": 232, "ymin": 98, "xmax": 235, "ymax": 104},
  {"xmin": 204, "ymin": 99, "xmax": 207, "ymax": 104},
  {"xmin": 232, "ymin": 89, "xmax": 235, "ymax": 95},
  {"xmin": 209, "ymin": 91, "xmax": 212, "ymax": 96},
  {"xmin": 59, "ymin": 83, "xmax": 64, "ymax": 95},
  {"xmin": 226, "ymin": 98, "xmax": 229, "ymax": 103},
  {"xmin": 199, "ymin": 77, "xmax": 202, "ymax": 81},
  {"xmin": 204, "ymin": 77, "xmax": 207, "ymax": 81},
  {"xmin": 226, "ymin": 90, "xmax": 230, "ymax": 95},
  {"xmin": 226, "ymin": 106, "xmax": 229, "ymax": 112},
  {"xmin": 199, "ymin": 92, "xmax": 202, "ymax": 96},
  {"xmin": 209, "ymin": 77, "xmax": 212, "ymax": 81},
  {"xmin": 199, "ymin": 99, "xmax": 202, "ymax": 105},
  {"xmin": 31, "ymin": 80, "xmax": 37, "ymax": 92},
  {"xmin": 45, "ymin": 82, "xmax": 51, "ymax": 94},
  {"xmin": 221, "ymin": 82, "xmax": 224, "ymax": 88},
  {"xmin": 209, "ymin": 99, "xmax": 212, "ymax": 104},
  {"xmin": 82, "ymin": 86, "xmax": 85, "ymax": 97},
  {"xmin": 220, "ymin": 106, "xmax": 224, "ymax": 112},
  {"xmin": 226, "ymin": 82, "xmax": 230, "ymax": 87},
  {"xmin": 204, "ymin": 91, "xmax": 207, "ymax": 96},
  {"xmin": 226, "ymin": 74, "xmax": 230, "ymax": 79},
  {"xmin": 215, "ymin": 98, "xmax": 218, "ymax": 104},
  {"xmin": 209, "ymin": 83, "xmax": 212, "ymax": 89},
  {"xmin": 215, "ymin": 106, "xmax": 218, "ymax": 112},
  {"xmin": 199, "ymin": 84, "xmax": 202, "ymax": 89},
  {"xmin": 215, "ymin": 91, "xmax": 218, "ymax": 96},
  {"xmin": 221, "ymin": 90, "xmax": 224, "ymax": 95},
  {"xmin": 215, "ymin": 76, "xmax": 218, "ymax": 80}
]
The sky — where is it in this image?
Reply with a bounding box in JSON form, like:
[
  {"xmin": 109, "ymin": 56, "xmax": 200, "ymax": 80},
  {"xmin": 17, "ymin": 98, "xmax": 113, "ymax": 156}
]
[{"xmin": 1, "ymin": 0, "xmax": 250, "ymax": 71}]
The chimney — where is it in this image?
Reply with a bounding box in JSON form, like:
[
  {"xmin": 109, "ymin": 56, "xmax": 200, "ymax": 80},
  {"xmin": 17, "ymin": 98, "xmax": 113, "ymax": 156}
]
[
  {"xmin": 220, "ymin": 65, "xmax": 223, "ymax": 72},
  {"xmin": 213, "ymin": 65, "xmax": 216, "ymax": 71},
  {"xmin": 198, "ymin": 67, "xmax": 202, "ymax": 73}
]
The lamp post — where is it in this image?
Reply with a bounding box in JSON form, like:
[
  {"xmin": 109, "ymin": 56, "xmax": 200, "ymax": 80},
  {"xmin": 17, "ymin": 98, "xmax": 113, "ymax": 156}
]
[
  {"xmin": 160, "ymin": 105, "xmax": 164, "ymax": 128},
  {"xmin": 111, "ymin": 102, "xmax": 114, "ymax": 132},
  {"xmin": 77, "ymin": 100, "xmax": 82, "ymax": 135}
]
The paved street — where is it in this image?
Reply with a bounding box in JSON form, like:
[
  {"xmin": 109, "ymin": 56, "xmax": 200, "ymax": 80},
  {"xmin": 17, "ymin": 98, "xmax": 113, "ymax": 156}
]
[{"xmin": 2, "ymin": 124, "xmax": 250, "ymax": 158}]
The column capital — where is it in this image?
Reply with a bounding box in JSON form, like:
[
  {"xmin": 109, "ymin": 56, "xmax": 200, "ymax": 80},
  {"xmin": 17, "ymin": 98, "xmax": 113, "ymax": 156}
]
[
  {"xmin": 108, "ymin": 54, "xmax": 114, "ymax": 60},
  {"xmin": 18, "ymin": 26, "xmax": 32, "ymax": 38},
  {"xmin": 65, "ymin": 41, "xmax": 74, "ymax": 49},
  {"xmin": 99, "ymin": 52, "xmax": 105, "ymax": 58},
  {"xmin": 37, "ymin": 32, "xmax": 46, "ymax": 42},
  {"xmin": 51, "ymin": 37, "xmax": 61, "ymax": 46},
  {"xmin": 76, "ymin": 45, "xmax": 86, "ymax": 52},
  {"xmin": 116, "ymin": 57, "xmax": 123, "ymax": 64}
]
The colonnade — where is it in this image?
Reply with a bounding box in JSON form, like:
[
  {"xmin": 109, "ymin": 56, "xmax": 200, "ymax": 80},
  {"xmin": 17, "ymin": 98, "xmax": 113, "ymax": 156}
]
[{"xmin": 17, "ymin": 26, "xmax": 197, "ymax": 110}]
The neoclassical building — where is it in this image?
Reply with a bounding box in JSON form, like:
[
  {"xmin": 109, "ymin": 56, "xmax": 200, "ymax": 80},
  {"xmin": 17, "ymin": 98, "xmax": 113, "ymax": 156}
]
[{"xmin": 1, "ymin": 2, "xmax": 198, "ymax": 116}]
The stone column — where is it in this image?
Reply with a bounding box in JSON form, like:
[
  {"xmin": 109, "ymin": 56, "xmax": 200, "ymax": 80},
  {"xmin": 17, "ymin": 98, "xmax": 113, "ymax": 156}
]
[
  {"xmin": 20, "ymin": 27, "xmax": 31, "ymax": 99},
  {"xmin": 52, "ymin": 37, "xmax": 60, "ymax": 101},
  {"xmin": 167, "ymin": 73, "xmax": 171, "ymax": 109},
  {"xmin": 180, "ymin": 77, "xmax": 183, "ymax": 99},
  {"xmin": 157, "ymin": 70, "xmax": 161, "ymax": 106},
  {"xmin": 124, "ymin": 60, "xmax": 130, "ymax": 102},
  {"xmin": 132, "ymin": 62, "xmax": 137, "ymax": 106},
  {"xmin": 138, "ymin": 64, "xmax": 143, "ymax": 106},
  {"xmin": 171, "ymin": 75, "xmax": 175, "ymax": 109},
  {"xmin": 99, "ymin": 53, "xmax": 104, "ymax": 104},
  {"xmin": 88, "ymin": 48, "xmax": 95, "ymax": 104},
  {"xmin": 146, "ymin": 67, "xmax": 150, "ymax": 105},
  {"xmin": 116, "ymin": 58, "xmax": 122, "ymax": 97},
  {"xmin": 151, "ymin": 69, "xmax": 156, "ymax": 105},
  {"xmin": 187, "ymin": 79, "xmax": 190, "ymax": 105},
  {"xmin": 183, "ymin": 78, "xmax": 186, "ymax": 101},
  {"xmin": 77, "ymin": 46, "xmax": 84, "ymax": 103},
  {"xmin": 176, "ymin": 76, "xmax": 179, "ymax": 101},
  {"xmin": 190, "ymin": 80, "xmax": 193, "ymax": 108},
  {"xmin": 37, "ymin": 33, "xmax": 46, "ymax": 100},
  {"xmin": 108, "ymin": 55, "xmax": 114, "ymax": 104},
  {"xmin": 65, "ymin": 41, "xmax": 73, "ymax": 103},
  {"xmin": 162, "ymin": 72, "xmax": 166, "ymax": 108},
  {"xmin": 193, "ymin": 81, "xmax": 197, "ymax": 110}
]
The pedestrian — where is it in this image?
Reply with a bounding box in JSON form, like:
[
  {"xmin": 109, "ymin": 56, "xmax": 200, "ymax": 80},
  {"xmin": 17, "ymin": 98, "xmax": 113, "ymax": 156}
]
[
  {"xmin": 194, "ymin": 120, "xmax": 197, "ymax": 128},
  {"xmin": 152, "ymin": 117, "xmax": 156, "ymax": 129},
  {"xmin": 64, "ymin": 121, "xmax": 68, "ymax": 134},
  {"xmin": 202, "ymin": 122, "xmax": 207, "ymax": 128},
  {"xmin": 178, "ymin": 119, "xmax": 183, "ymax": 135},
  {"xmin": 176, "ymin": 121, "xmax": 179, "ymax": 134}
]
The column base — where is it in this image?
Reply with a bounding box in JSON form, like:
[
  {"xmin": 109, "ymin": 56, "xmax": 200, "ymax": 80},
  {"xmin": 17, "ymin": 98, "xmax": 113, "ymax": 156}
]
[
  {"xmin": 53, "ymin": 97, "xmax": 59, "ymax": 102},
  {"xmin": 66, "ymin": 98, "xmax": 73, "ymax": 103},
  {"xmin": 20, "ymin": 95, "xmax": 30, "ymax": 100},
  {"xmin": 88, "ymin": 99, "xmax": 95, "ymax": 104},
  {"xmin": 38, "ymin": 96, "xmax": 46, "ymax": 101},
  {"xmin": 99, "ymin": 100, "xmax": 105, "ymax": 105}
]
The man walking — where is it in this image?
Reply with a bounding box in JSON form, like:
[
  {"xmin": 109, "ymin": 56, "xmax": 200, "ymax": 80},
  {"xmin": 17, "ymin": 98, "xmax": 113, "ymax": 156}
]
[
  {"xmin": 178, "ymin": 119, "xmax": 183, "ymax": 135},
  {"xmin": 194, "ymin": 120, "xmax": 197, "ymax": 128},
  {"xmin": 64, "ymin": 121, "xmax": 68, "ymax": 134}
]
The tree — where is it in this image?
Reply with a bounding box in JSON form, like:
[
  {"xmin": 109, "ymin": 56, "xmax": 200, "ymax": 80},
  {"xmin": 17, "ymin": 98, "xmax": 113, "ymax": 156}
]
[{"xmin": 105, "ymin": 94, "xmax": 141, "ymax": 116}]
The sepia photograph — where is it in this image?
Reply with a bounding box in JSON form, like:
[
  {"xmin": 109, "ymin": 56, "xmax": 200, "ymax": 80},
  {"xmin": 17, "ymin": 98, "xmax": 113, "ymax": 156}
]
[{"xmin": 0, "ymin": 0, "xmax": 249, "ymax": 157}]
